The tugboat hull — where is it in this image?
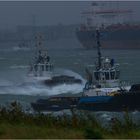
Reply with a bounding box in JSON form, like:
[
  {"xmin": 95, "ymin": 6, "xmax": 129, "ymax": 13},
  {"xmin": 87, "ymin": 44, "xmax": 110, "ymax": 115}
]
[
  {"xmin": 31, "ymin": 91, "xmax": 140, "ymax": 112},
  {"xmin": 42, "ymin": 75, "xmax": 82, "ymax": 86},
  {"xmin": 31, "ymin": 97, "xmax": 80, "ymax": 111},
  {"xmin": 78, "ymin": 91, "xmax": 140, "ymax": 111}
]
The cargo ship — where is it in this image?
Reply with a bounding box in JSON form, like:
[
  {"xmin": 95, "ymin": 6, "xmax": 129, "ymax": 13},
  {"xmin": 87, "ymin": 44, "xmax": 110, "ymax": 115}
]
[{"xmin": 76, "ymin": 2, "xmax": 140, "ymax": 49}]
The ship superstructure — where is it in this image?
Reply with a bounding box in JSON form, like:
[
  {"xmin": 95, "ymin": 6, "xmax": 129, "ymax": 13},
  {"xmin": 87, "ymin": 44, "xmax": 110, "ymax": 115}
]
[
  {"xmin": 81, "ymin": 2, "xmax": 132, "ymax": 28},
  {"xmin": 76, "ymin": 2, "xmax": 140, "ymax": 49},
  {"xmin": 83, "ymin": 30, "xmax": 130, "ymax": 97},
  {"xmin": 28, "ymin": 33, "xmax": 53, "ymax": 80}
]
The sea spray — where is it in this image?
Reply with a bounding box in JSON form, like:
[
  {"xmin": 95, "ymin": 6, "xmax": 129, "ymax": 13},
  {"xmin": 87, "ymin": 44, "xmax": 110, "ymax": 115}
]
[
  {"xmin": 0, "ymin": 68, "xmax": 86, "ymax": 96},
  {"xmin": 0, "ymin": 83, "xmax": 84, "ymax": 96}
]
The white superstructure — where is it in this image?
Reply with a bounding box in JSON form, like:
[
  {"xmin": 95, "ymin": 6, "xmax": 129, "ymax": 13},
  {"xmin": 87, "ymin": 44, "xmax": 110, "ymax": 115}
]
[
  {"xmin": 83, "ymin": 30, "xmax": 131, "ymax": 96},
  {"xmin": 28, "ymin": 33, "xmax": 54, "ymax": 81}
]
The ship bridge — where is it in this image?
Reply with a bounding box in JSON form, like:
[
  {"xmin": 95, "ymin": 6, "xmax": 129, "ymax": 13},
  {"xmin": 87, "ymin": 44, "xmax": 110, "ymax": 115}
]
[{"xmin": 94, "ymin": 57, "xmax": 120, "ymax": 88}]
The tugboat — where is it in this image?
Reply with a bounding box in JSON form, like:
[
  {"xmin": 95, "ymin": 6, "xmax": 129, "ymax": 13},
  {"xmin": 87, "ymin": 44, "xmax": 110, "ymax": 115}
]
[
  {"xmin": 28, "ymin": 33, "xmax": 82, "ymax": 86},
  {"xmin": 77, "ymin": 30, "xmax": 140, "ymax": 111},
  {"xmin": 31, "ymin": 31, "xmax": 140, "ymax": 112},
  {"xmin": 82, "ymin": 30, "xmax": 130, "ymax": 96},
  {"xmin": 28, "ymin": 33, "xmax": 54, "ymax": 81}
]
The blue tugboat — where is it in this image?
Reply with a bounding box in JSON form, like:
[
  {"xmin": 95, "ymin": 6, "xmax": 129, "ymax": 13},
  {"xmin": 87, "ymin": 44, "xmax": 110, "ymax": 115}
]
[
  {"xmin": 31, "ymin": 31, "xmax": 140, "ymax": 112},
  {"xmin": 77, "ymin": 30, "xmax": 140, "ymax": 111}
]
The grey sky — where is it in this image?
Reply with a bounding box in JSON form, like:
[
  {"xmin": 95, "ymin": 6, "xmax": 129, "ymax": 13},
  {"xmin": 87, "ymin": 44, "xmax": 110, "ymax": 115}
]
[{"xmin": 0, "ymin": 1, "xmax": 140, "ymax": 30}]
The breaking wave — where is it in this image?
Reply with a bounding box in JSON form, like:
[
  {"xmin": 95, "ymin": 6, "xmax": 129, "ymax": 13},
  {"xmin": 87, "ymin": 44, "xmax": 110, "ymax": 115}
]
[
  {"xmin": 0, "ymin": 83, "xmax": 84, "ymax": 96},
  {"xmin": 0, "ymin": 68, "xmax": 86, "ymax": 96}
]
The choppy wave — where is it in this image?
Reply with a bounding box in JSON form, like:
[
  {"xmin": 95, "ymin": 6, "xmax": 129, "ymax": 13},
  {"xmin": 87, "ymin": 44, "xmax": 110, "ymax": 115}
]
[
  {"xmin": 9, "ymin": 65, "xmax": 29, "ymax": 69},
  {"xmin": 0, "ymin": 83, "xmax": 84, "ymax": 96}
]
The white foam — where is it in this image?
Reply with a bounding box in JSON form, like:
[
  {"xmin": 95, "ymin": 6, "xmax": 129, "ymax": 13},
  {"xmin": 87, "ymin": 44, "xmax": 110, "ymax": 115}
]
[
  {"xmin": 53, "ymin": 68, "xmax": 86, "ymax": 83},
  {"xmin": 101, "ymin": 113, "xmax": 110, "ymax": 118},
  {"xmin": 0, "ymin": 68, "xmax": 86, "ymax": 96},
  {"xmin": 132, "ymin": 110, "xmax": 139, "ymax": 115},
  {"xmin": 12, "ymin": 46, "xmax": 30, "ymax": 51},
  {"xmin": 0, "ymin": 83, "xmax": 84, "ymax": 96}
]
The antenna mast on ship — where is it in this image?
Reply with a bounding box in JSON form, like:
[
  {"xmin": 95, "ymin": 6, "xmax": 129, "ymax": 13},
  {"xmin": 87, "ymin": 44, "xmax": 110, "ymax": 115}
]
[{"xmin": 96, "ymin": 30, "xmax": 102, "ymax": 70}]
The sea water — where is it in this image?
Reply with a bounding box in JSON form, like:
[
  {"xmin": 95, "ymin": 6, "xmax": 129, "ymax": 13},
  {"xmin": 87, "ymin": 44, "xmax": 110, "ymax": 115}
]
[{"xmin": 0, "ymin": 36, "xmax": 140, "ymax": 121}]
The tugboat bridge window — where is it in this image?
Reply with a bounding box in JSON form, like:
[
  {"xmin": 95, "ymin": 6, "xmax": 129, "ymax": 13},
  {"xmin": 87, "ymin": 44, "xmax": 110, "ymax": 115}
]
[
  {"xmin": 111, "ymin": 71, "xmax": 115, "ymax": 79},
  {"xmin": 94, "ymin": 72, "xmax": 99, "ymax": 80},
  {"xmin": 105, "ymin": 72, "xmax": 109, "ymax": 80},
  {"xmin": 101, "ymin": 72, "xmax": 105, "ymax": 80},
  {"xmin": 115, "ymin": 70, "xmax": 120, "ymax": 79}
]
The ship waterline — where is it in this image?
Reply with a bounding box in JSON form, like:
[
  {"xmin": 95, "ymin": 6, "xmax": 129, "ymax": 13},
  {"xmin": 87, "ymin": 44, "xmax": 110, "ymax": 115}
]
[
  {"xmin": 77, "ymin": 40, "xmax": 140, "ymax": 49},
  {"xmin": 76, "ymin": 29, "xmax": 140, "ymax": 49}
]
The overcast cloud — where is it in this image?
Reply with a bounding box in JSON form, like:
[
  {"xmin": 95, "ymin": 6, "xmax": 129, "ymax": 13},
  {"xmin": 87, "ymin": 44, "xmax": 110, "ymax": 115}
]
[{"xmin": 0, "ymin": 1, "xmax": 139, "ymax": 30}]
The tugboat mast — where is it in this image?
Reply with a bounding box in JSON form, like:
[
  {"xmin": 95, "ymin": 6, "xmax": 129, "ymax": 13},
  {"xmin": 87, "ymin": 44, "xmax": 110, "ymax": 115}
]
[
  {"xmin": 35, "ymin": 33, "xmax": 43, "ymax": 52},
  {"xmin": 96, "ymin": 30, "xmax": 102, "ymax": 70}
]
